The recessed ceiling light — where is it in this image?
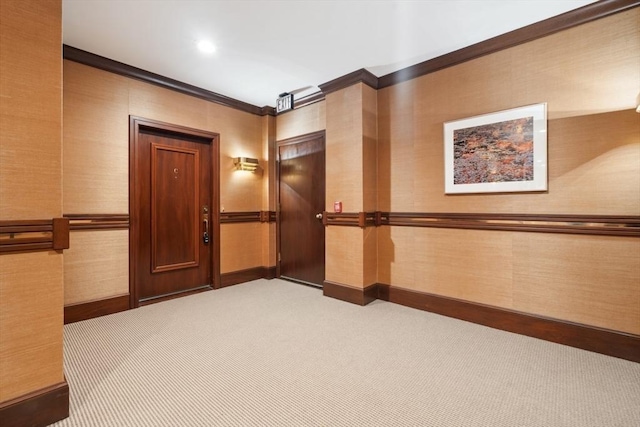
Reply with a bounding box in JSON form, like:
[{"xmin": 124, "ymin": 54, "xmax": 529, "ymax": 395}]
[{"xmin": 197, "ymin": 40, "xmax": 216, "ymax": 54}]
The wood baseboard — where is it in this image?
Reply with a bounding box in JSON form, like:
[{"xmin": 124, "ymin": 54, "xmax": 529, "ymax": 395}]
[
  {"xmin": 138, "ymin": 286, "xmax": 213, "ymax": 306},
  {"xmin": 220, "ymin": 266, "xmax": 277, "ymax": 288},
  {"xmin": 377, "ymin": 283, "xmax": 640, "ymax": 363},
  {"xmin": 64, "ymin": 266, "xmax": 276, "ymax": 322},
  {"xmin": 322, "ymin": 280, "xmax": 377, "ymax": 306},
  {"xmin": 64, "ymin": 294, "xmax": 130, "ymax": 324},
  {"xmin": 263, "ymin": 266, "xmax": 277, "ymax": 279},
  {"xmin": 0, "ymin": 381, "xmax": 69, "ymax": 427},
  {"xmin": 321, "ymin": 280, "xmax": 639, "ymax": 361}
]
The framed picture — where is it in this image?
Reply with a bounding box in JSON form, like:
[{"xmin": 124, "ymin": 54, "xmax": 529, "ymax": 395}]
[{"xmin": 444, "ymin": 103, "xmax": 547, "ymax": 194}]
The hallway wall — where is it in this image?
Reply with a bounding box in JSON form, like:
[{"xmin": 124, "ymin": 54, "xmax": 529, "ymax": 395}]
[
  {"xmin": 279, "ymin": 8, "xmax": 640, "ymax": 335},
  {"xmin": 376, "ymin": 8, "xmax": 640, "ymax": 334},
  {"xmin": 0, "ymin": 0, "xmax": 65, "ymax": 405},
  {"xmin": 63, "ymin": 60, "xmax": 270, "ymax": 306}
]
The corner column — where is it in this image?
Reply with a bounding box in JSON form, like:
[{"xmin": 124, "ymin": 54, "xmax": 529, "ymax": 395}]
[{"xmin": 322, "ymin": 75, "xmax": 378, "ymax": 304}]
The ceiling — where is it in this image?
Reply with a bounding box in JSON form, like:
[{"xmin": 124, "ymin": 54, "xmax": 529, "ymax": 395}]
[{"xmin": 62, "ymin": 0, "xmax": 597, "ymax": 108}]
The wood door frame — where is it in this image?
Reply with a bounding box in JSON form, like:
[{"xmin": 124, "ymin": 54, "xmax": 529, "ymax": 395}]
[
  {"xmin": 276, "ymin": 130, "xmax": 326, "ymax": 281},
  {"xmin": 129, "ymin": 116, "xmax": 221, "ymax": 308}
]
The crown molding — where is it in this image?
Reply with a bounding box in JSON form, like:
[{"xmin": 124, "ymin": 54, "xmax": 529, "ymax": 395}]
[
  {"xmin": 260, "ymin": 106, "xmax": 277, "ymax": 116},
  {"xmin": 378, "ymin": 0, "xmax": 639, "ymax": 88},
  {"xmin": 63, "ymin": 1, "xmax": 637, "ymax": 113},
  {"xmin": 294, "ymin": 91, "xmax": 326, "ymax": 109},
  {"xmin": 63, "ymin": 45, "xmax": 269, "ymax": 116},
  {"xmin": 318, "ymin": 68, "xmax": 378, "ymax": 96}
]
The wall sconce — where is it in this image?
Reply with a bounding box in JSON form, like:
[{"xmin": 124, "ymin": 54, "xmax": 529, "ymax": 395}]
[
  {"xmin": 233, "ymin": 157, "xmax": 259, "ymax": 172},
  {"xmin": 636, "ymin": 91, "xmax": 640, "ymax": 113}
]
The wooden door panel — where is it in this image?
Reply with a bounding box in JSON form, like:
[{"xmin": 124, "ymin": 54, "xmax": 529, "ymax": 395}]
[
  {"xmin": 151, "ymin": 144, "xmax": 200, "ymax": 272},
  {"xmin": 133, "ymin": 124, "xmax": 213, "ymax": 304},
  {"xmin": 278, "ymin": 133, "xmax": 325, "ymax": 286}
]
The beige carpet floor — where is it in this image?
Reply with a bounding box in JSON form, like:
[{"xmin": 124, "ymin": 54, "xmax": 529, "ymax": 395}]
[{"xmin": 52, "ymin": 279, "xmax": 640, "ymax": 426}]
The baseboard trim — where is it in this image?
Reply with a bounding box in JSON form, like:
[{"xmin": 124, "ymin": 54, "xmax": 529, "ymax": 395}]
[
  {"xmin": 263, "ymin": 266, "xmax": 277, "ymax": 280},
  {"xmin": 220, "ymin": 266, "xmax": 277, "ymax": 288},
  {"xmin": 64, "ymin": 266, "xmax": 277, "ymax": 322},
  {"xmin": 377, "ymin": 283, "xmax": 640, "ymax": 363},
  {"xmin": 64, "ymin": 294, "xmax": 130, "ymax": 324},
  {"xmin": 139, "ymin": 285, "xmax": 213, "ymax": 306},
  {"xmin": 322, "ymin": 280, "xmax": 377, "ymax": 306},
  {"xmin": 0, "ymin": 380, "xmax": 69, "ymax": 427}
]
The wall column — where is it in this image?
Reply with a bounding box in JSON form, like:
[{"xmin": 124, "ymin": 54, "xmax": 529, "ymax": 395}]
[
  {"xmin": 0, "ymin": 0, "xmax": 68, "ymax": 425},
  {"xmin": 323, "ymin": 80, "xmax": 378, "ymax": 301},
  {"xmin": 261, "ymin": 113, "xmax": 277, "ymax": 275}
]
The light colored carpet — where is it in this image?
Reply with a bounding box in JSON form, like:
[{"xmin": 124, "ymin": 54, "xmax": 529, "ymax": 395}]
[{"xmin": 52, "ymin": 279, "xmax": 640, "ymax": 426}]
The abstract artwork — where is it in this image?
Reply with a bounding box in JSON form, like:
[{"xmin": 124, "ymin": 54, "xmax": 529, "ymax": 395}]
[{"xmin": 444, "ymin": 103, "xmax": 547, "ymax": 194}]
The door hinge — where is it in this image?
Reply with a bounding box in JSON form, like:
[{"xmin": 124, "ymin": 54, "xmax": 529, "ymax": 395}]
[{"xmin": 278, "ymin": 252, "xmax": 281, "ymax": 262}]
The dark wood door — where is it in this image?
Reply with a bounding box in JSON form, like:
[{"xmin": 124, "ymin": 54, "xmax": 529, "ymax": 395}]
[
  {"xmin": 278, "ymin": 132, "xmax": 325, "ymax": 287},
  {"xmin": 131, "ymin": 119, "xmax": 217, "ymax": 305}
]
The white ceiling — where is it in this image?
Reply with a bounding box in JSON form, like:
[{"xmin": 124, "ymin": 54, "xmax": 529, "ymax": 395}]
[{"xmin": 63, "ymin": 0, "xmax": 597, "ymax": 108}]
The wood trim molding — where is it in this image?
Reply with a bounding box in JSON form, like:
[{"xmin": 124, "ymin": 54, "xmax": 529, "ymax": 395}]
[
  {"xmin": 220, "ymin": 211, "xmax": 276, "ymax": 224},
  {"xmin": 63, "ymin": 264, "xmax": 277, "ymax": 323},
  {"xmin": 276, "ymin": 130, "xmax": 326, "ymax": 147},
  {"xmin": 378, "ymin": 212, "xmax": 640, "ymax": 237},
  {"xmin": 293, "ymin": 91, "xmax": 325, "ymax": 109},
  {"xmin": 321, "ymin": 211, "xmax": 639, "ymax": 237},
  {"xmin": 260, "ymin": 106, "xmax": 277, "ymax": 116},
  {"xmin": 64, "ymin": 294, "xmax": 130, "ymax": 324},
  {"xmin": 264, "ymin": 266, "xmax": 277, "ymax": 279},
  {"xmin": 65, "ymin": 214, "xmax": 130, "ymax": 230},
  {"xmin": 52, "ymin": 218, "xmax": 70, "ymax": 250},
  {"xmin": 322, "ymin": 280, "xmax": 639, "ymax": 361},
  {"xmin": 139, "ymin": 285, "xmax": 213, "ymax": 306},
  {"xmin": 63, "ymin": 2, "xmax": 636, "ymax": 120},
  {"xmin": 63, "ymin": 45, "xmax": 271, "ymax": 117},
  {"xmin": 262, "ymin": 211, "xmax": 277, "ymax": 223},
  {"xmin": 377, "ymin": 0, "xmax": 639, "ymax": 88},
  {"xmin": 0, "ymin": 380, "xmax": 69, "ymax": 427},
  {"xmin": 377, "ymin": 283, "xmax": 640, "ymax": 363},
  {"xmin": 322, "ymin": 280, "xmax": 378, "ymax": 306},
  {"xmin": 220, "ymin": 211, "xmax": 260, "ymax": 223},
  {"xmin": 322, "ymin": 212, "xmax": 377, "ymax": 228},
  {"xmin": 220, "ymin": 266, "xmax": 277, "ymax": 288},
  {"xmin": 0, "ymin": 218, "xmax": 70, "ymax": 254},
  {"xmin": 318, "ymin": 68, "xmax": 379, "ymax": 95}
]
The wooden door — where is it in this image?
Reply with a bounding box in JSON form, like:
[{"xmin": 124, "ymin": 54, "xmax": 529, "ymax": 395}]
[
  {"xmin": 278, "ymin": 131, "xmax": 325, "ymax": 287},
  {"xmin": 130, "ymin": 117, "xmax": 219, "ymax": 306}
]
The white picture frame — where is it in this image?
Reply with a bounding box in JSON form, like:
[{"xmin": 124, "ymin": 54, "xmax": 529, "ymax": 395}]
[{"xmin": 444, "ymin": 103, "xmax": 547, "ymax": 194}]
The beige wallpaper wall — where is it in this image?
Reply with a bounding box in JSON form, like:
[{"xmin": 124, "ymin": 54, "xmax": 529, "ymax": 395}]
[
  {"xmin": 0, "ymin": 0, "xmax": 64, "ymax": 403},
  {"xmin": 64, "ymin": 230, "xmax": 129, "ymax": 305},
  {"xmin": 325, "ymin": 227, "xmax": 363, "ymax": 287},
  {"xmin": 278, "ymin": 9, "xmax": 639, "ymax": 333},
  {"xmin": 378, "ymin": 9, "xmax": 640, "ymax": 215},
  {"xmin": 276, "ymin": 100, "xmax": 326, "ymax": 142},
  {"xmin": 0, "ymin": 253, "xmax": 64, "ymax": 401},
  {"xmin": 63, "ymin": 60, "xmax": 268, "ymax": 305},
  {"xmin": 326, "ymin": 85, "xmax": 365, "ymax": 213},
  {"xmin": 376, "ymin": 9, "xmax": 640, "ymax": 333},
  {"xmin": 324, "ymin": 84, "xmax": 381, "ymax": 289}
]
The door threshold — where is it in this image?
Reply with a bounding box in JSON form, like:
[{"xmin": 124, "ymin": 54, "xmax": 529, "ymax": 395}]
[
  {"xmin": 139, "ymin": 284, "xmax": 213, "ymax": 306},
  {"xmin": 280, "ymin": 276, "xmax": 323, "ymax": 289}
]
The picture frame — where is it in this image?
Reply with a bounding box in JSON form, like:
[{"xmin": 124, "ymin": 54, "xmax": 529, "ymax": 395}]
[{"xmin": 443, "ymin": 103, "xmax": 547, "ymax": 194}]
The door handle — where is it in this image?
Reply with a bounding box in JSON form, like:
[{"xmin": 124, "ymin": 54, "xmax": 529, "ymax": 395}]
[
  {"xmin": 315, "ymin": 213, "xmax": 323, "ymax": 220},
  {"xmin": 203, "ymin": 218, "xmax": 209, "ymax": 244}
]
